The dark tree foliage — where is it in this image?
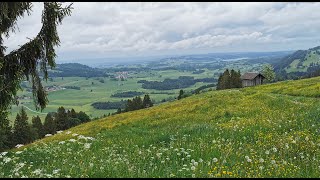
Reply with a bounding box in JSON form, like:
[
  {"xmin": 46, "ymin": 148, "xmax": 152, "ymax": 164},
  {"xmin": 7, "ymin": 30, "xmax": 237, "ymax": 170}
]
[
  {"xmin": 177, "ymin": 90, "xmax": 184, "ymax": 100},
  {"xmin": 217, "ymin": 69, "xmax": 242, "ymax": 90},
  {"xmin": 0, "ymin": 117, "xmax": 13, "ymax": 151},
  {"xmin": 43, "ymin": 113, "xmax": 56, "ymax": 135},
  {"xmin": 48, "ymin": 63, "xmax": 105, "ymax": 77},
  {"xmin": 13, "ymin": 107, "xmax": 34, "ymax": 145},
  {"xmin": 0, "ymin": 2, "xmax": 72, "ymax": 124},
  {"xmin": 111, "ymin": 91, "xmax": 144, "ymax": 98},
  {"xmin": 55, "ymin": 106, "xmax": 68, "ymax": 130},
  {"xmin": 32, "ymin": 115, "xmax": 44, "ymax": 138},
  {"xmin": 140, "ymin": 76, "xmax": 216, "ymax": 90},
  {"xmin": 77, "ymin": 111, "xmax": 90, "ymax": 123},
  {"xmin": 91, "ymin": 100, "xmax": 127, "ymax": 110},
  {"xmin": 143, "ymin": 94, "xmax": 153, "ymax": 108}
]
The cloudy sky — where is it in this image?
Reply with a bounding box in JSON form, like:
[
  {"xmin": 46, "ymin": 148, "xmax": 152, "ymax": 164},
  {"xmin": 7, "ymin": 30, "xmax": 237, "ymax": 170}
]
[{"xmin": 3, "ymin": 2, "xmax": 320, "ymax": 62}]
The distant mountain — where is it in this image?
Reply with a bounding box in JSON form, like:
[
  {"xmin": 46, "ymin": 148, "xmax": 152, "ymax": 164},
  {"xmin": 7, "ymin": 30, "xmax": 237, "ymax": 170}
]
[
  {"xmin": 47, "ymin": 63, "xmax": 106, "ymax": 77},
  {"xmin": 274, "ymin": 46, "xmax": 320, "ymax": 73}
]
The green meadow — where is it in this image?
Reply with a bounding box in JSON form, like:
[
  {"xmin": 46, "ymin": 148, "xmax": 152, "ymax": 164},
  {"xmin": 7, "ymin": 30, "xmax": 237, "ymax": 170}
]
[{"xmin": 2, "ymin": 76, "xmax": 320, "ymax": 178}]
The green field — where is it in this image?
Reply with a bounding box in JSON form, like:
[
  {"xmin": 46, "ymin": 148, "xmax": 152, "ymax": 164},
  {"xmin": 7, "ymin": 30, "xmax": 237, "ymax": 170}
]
[
  {"xmin": 8, "ymin": 69, "xmax": 215, "ymax": 124},
  {"xmin": 2, "ymin": 76, "xmax": 320, "ymax": 178}
]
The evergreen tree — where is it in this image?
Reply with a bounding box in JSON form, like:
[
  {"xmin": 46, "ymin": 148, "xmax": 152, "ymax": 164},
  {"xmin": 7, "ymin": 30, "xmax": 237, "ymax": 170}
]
[
  {"xmin": 43, "ymin": 113, "xmax": 56, "ymax": 135},
  {"xmin": 13, "ymin": 107, "xmax": 33, "ymax": 145},
  {"xmin": 133, "ymin": 96, "xmax": 144, "ymax": 110},
  {"xmin": 0, "ymin": 3, "xmax": 72, "ymax": 124},
  {"xmin": 217, "ymin": 69, "xmax": 242, "ymax": 90},
  {"xmin": 55, "ymin": 107, "xmax": 68, "ymax": 130},
  {"xmin": 66, "ymin": 118, "xmax": 81, "ymax": 129},
  {"xmin": 230, "ymin": 69, "xmax": 242, "ymax": 88},
  {"xmin": 143, "ymin": 94, "xmax": 153, "ymax": 108},
  {"xmin": 0, "ymin": 117, "xmax": 13, "ymax": 151},
  {"xmin": 177, "ymin": 89, "xmax": 184, "ymax": 100},
  {"xmin": 32, "ymin": 116, "xmax": 44, "ymax": 138},
  {"xmin": 117, "ymin": 108, "xmax": 122, "ymax": 114},
  {"xmin": 77, "ymin": 111, "xmax": 90, "ymax": 123},
  {"xmin": 69, "ymin": 108, "xmax": 77, "ymax": 118},
  {"xmin": 222, "ymin": 69, "xmax": 231, "ymax": 89}
]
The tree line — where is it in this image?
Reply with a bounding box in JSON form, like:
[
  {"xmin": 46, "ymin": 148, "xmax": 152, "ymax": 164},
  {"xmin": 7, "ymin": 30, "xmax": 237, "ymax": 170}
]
[
  {"xmin": 216, "ymin": 69, "xmax": 242, "ymax": 90},
  {"xmin": 138, "ymin": 76, "xmax": 216, "ymax": 90},
  {"xmin": 0, "ymin": 107, "xmax": 90, "ymax": 152}
]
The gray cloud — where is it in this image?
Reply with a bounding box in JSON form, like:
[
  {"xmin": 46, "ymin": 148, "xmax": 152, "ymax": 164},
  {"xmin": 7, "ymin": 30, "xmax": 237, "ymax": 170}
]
[{"xmin": 3, "ymin": 2, "xmax": 320, "ymax": 61}]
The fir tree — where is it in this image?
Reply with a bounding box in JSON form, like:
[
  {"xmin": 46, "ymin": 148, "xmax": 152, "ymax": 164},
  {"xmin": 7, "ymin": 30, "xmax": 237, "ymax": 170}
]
[
  {"xmin": 13, "ymin": 107, "xmax": 33, "ymax": 145},
  {"xmin": 43, "ymin": 113, "xmax": 56, "ymax": 135},
  {"xmin": 77, "ymin": 111, "xmax": 90, "ymax": 123},
  {"xmin": 32, "ymin": 116, "xmax": 44, "ymax": 138},
  {"xmin": 0, "ymin": 3, "xmax": 72, "ymax": 124},
  {"xmin": 55, "ymin": 106, "xmax": 68, "ymax": 130},
  {"xmin": 178, "ymin": 90, "xmax": 184, "ymax": 100},
  {"xmin": 143, "ymin": 94, "xmax": 153, "ymax": 108},
  {"xmin": 0, "ymin": 117, "xmax": 13, "ymax": 151}
]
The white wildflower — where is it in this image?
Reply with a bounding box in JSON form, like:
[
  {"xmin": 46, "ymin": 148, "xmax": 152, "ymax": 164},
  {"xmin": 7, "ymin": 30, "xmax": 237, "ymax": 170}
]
[
  {"xmin": 56, "ymin": 130, "xmax": 63, "ymax": 134},
  {"xmin": 1, "ymin": 152, "xmax": 8, "ymax": 156},
  {"xmin": 271, "ymin": 160, "xmax": 276, "ymax": 164},
  {"xmin": 45, "ymin": 134, "xmax": 52, "ymax": 137},
  {"xmin": 72, "ymin": 133, "xmax": 78, "ymax": 137},
  {"xmin": 3, "ymin": 157, "xmax": 11, "ymax": 163},
  {"xmin": 192, "ymin": 174, "xmax": 196, "ymax": 178},
  {"xmin": 265, "ymin": 150, "xmax": 270, "ymax": 155},
  {"xmin": 138, "ymin": 151, "xmax": 142, "ymax": 155},
  {"xmin": 191, "ymin": 166, "xmax": 196, "ymax": 171},
  {"xmin": 199, "ymin": 158, "xmax": 203, "ymax": 163},
  {"xmin": 84, "ymin": 143, "xmax": 91, "ymax": 149},
  {"xmin": 272, "ymin": 147, "xmax": 277, "ymax": 153},
  {"xmin": 52, "ymin": 169, "xmax": 61, "ymax": 174},
  {"xmin": 247, "ymin": 158, "xmax": 252, "ymax": 163},
  {"xmin": 15, "ymin": 151, "xmax": 22, "ymax": 154},
  {"xmin": 259, "ymin": 158, "xmax": 264, "ymax": 163},
  {"xmin": 305, "ymin": 137, "xmax": 309, "ymax": 141},
  {"xmin": 69, "ymin": 139, "xmax": 76, "ymax": 142},
  {"xmin": 212, "ymin": 158, "xmax": 218, "ymax": 163},
  {"xmin": 259, "ymin": 166, "xmax": 264, "ymax": 170},
  {"xmin": 32, "ymin": 169, "xmax": 42, "ymax": 175}
]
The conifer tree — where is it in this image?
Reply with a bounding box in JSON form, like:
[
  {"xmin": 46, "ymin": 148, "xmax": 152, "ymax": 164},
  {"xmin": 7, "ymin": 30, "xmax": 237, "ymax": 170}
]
[
  {"xmin": 43, "ymin": 113, "xmax": 56, "ymax": 135},
  {"xmin": 55, "ymin": 106, "xmax": 68, "ymax": 130},
  {"xmin": 77, "ymin": 111, "xmax": 90, "ymax": 123},
  {"xmin": 13, "ymin": 107, "xmax": 33, "ymax": 145},
  {"xmin": 32, "ymin": 116, "xmax": 44, "ymax": 138},
  {"xmin": 0, "ymin": 2, "xmax": 72, "ymax": 124},
  {"xmin": 143, "ymin": 94, "xmax": 153, "ymax": 108},
  {"xmin": 0, "ymin": 117, "xmax": 13, "ymax": 151},
  {"xmin": 178, "ymin": 89, "xmax": 184, "ymax": 100}
]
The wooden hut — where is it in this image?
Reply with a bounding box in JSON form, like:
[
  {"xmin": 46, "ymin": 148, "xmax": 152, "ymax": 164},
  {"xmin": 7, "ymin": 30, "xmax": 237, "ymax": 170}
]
[{"xmin": 241, "ymin": 72, "xmax": 265, "ymax": 87}]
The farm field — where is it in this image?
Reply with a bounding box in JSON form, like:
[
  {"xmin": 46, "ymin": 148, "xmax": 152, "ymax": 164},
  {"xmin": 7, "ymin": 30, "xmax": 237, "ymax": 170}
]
[
  {"xmin": 1, "ymin": 76, "xmax": 320, "ymax": 178},
  {"xmin": 8, "ymin": 58, "xmax": 265, "ymax": 124}
]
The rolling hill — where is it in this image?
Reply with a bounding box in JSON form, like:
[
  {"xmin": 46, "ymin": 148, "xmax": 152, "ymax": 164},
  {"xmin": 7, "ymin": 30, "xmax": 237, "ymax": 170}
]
[
  {"xmin": 1, "ymin": 77, "xmax": 320, "ymax": 178},
  {"xmin": 274, "ymin": 46, "xmax": 320, "ymax": 73}
]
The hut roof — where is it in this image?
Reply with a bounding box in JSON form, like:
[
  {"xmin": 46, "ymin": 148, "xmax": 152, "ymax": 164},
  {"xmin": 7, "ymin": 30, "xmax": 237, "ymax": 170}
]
[{"xmin": 241, "ymin": 72, "xmax": 265, "ymax": 80}]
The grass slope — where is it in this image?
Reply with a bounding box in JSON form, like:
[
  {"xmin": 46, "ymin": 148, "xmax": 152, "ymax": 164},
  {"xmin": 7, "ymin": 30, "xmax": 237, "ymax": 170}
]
[{"xmin": 1, "ymin": 77, "xmax": 320, "ymax": 178}]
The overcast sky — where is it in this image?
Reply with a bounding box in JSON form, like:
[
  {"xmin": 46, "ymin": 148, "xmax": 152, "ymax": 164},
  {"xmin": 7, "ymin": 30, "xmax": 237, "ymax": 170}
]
[{"xmin": 3, "ymin": 2, "xmax": 320, "ymax": 62}]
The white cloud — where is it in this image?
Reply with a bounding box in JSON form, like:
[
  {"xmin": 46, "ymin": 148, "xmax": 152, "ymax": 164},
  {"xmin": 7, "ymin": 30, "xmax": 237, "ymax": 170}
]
[{"xmin": 3, "ymin": 2, "xmax": 320, "ymax": 60}]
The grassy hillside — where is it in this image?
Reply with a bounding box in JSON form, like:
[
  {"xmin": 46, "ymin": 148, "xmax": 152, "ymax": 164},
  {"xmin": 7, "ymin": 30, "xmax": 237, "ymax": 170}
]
[
  {"xmin": 275, "ymin": 46, "xmax": 320, "ymax": 73},
  {"xmin": 1, "ymin": 77, "xmax": 320, "ymax": 178}
]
